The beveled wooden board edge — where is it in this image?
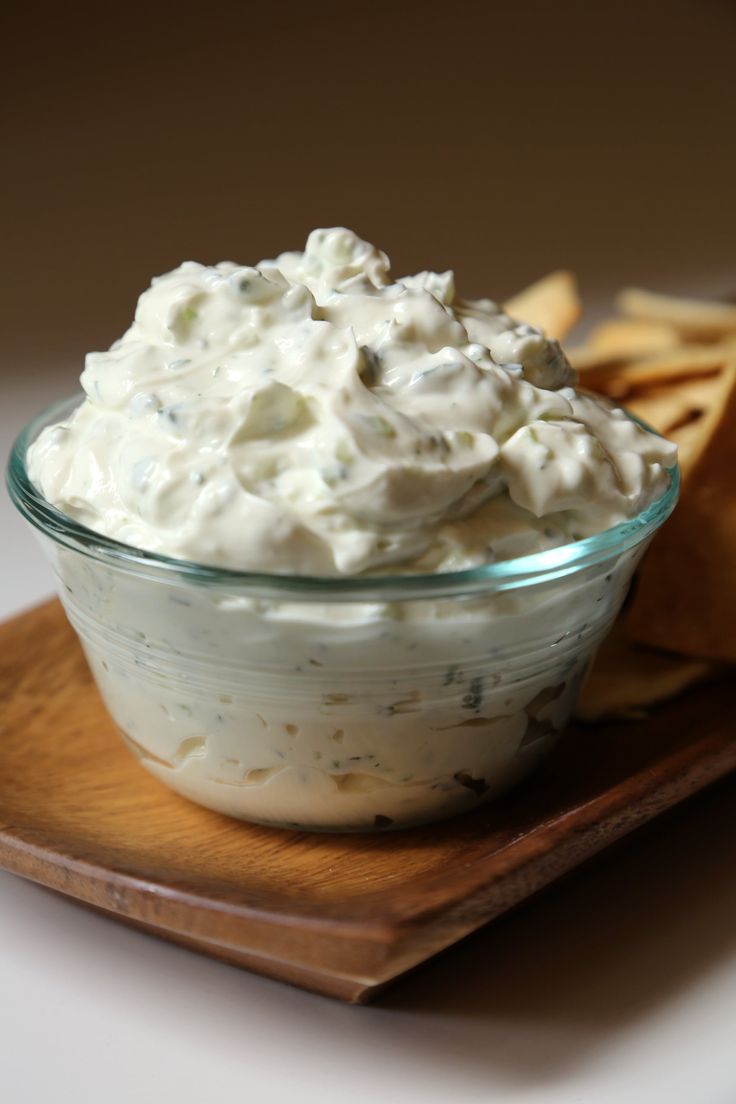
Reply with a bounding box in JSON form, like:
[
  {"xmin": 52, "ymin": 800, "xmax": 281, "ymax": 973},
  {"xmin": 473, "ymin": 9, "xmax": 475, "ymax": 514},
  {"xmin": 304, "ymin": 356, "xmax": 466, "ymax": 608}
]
[
  {"xmin": 86, "ymin": 904, "xmax": 390, "ymax": 1004},
  {"xmin": 1, "ymin": 718, "xmax": 733, "ymax": 1003},
  {"xmin": 383, "ymin": 735, "xmax": 736, "ymax": 987},
  {"xmin": 0, "ymin": 835, "xmax": 392, "ymax": 1003},
  {"xmin": 1, "ymin": 600, "xmax": 735, "ymax": 1002},
  {"xmin": 383, "ymin": 696, "xmax": 736, "ymax": 931}
]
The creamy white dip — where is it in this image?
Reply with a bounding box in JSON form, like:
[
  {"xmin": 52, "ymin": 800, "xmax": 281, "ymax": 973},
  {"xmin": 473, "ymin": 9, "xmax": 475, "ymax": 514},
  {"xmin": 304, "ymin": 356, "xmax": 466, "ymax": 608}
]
[
  {"xmin": 25, "ymin": 230, "xmax": 677, "ymax": 829},
  {"xmin": 28, "ymin": 227, "xmax": 675, "ymax": 575}
]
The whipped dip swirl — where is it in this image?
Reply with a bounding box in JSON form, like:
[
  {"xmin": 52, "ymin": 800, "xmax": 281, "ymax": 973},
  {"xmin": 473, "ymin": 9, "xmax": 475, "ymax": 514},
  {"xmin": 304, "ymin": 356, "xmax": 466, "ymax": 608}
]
[{"xmin": 28, "ymin": 228, "xmax": 676, "ymax": 575}]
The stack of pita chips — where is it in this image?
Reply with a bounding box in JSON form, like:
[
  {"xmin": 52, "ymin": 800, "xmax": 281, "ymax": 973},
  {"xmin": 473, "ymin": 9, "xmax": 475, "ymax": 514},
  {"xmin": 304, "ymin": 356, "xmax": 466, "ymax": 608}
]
[{"xmin": 504, "ymin": 277, "xmax": 736, "ymax": 720}]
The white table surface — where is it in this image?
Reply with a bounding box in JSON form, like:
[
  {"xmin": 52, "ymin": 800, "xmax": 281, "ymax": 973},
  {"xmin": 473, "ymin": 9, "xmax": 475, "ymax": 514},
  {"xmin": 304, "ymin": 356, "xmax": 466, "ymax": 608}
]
[{"xmin": 2, "ymin": 373, "xmax": 735, "ymax": 1104}]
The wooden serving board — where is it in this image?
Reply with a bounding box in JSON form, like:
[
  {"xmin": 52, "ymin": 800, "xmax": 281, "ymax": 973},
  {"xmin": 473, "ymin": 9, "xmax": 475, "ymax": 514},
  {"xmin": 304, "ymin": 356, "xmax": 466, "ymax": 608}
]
[{"xmin": 1, "ymin": 601, "xmax": 734, "ymax": 1003}]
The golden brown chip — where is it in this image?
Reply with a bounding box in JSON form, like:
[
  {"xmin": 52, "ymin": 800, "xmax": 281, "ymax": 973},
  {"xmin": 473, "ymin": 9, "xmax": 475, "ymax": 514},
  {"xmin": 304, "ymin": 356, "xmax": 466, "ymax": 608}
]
[
  {"xmin": 504, "ymin": 270, "xmax": 581, "ymax": 342},
  {"xmin": 625, "ymin": 362, "xmax": 736, "ymax": 661},
  {"xmin": 568, "ymin": 318, "xmax": 681, "ymax": 372},
  {"xmin": 668, "ymin": 363, "xmax": 736, "ymax": 476},
  {"xmin": 567, "ymin": 345, "xmax": 624, "ymax": 372},
  {"xmin": 578, "ymin": 344, "xmax": 732, "ymax": 399},
  {"xmin": 575, "ymin": 623, "xmax": 713, "ymax": 721},
  {"xmin": 624, "ymin": 373, "xmax": 725, "ymax": 438},
  {"xmin": 617, "ymin": 288, "xmax": 736, "ymax": 340},
  {"xmin": 588, "ymin": 318, "xmax": 680, "ymax": 358}
]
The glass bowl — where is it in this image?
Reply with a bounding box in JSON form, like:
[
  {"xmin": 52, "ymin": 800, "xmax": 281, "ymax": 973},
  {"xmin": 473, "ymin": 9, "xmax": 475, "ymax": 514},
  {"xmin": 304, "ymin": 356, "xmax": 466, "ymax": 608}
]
[{"xmin": 7, "ymin": 395, "xmax": 679, "ymax": 832}]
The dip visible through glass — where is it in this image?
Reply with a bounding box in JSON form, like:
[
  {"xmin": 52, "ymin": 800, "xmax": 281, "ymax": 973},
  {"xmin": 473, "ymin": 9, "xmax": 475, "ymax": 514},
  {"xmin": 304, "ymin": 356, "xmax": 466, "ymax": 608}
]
[{"xmin": 8, "ymin": 396, "xmax": 678, "ymax": 831}]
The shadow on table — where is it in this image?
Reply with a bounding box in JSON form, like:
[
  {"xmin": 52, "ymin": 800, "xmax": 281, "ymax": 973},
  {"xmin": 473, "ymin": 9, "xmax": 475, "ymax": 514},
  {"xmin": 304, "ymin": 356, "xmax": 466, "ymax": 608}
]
[
  {"xmin": 4, "ymin": 775, "xmax": 735, "ymax": 1096},
  {"xmin": 373, "ymin": 773, "xmax": 736, "ymax": 1084}
]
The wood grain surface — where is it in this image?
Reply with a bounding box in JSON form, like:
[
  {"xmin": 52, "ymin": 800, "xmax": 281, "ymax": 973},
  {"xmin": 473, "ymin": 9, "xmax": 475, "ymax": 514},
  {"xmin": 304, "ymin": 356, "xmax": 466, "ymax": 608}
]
[{"xmin": 1, "ymin": 601, "xmax": 734, "ymax": 1002}]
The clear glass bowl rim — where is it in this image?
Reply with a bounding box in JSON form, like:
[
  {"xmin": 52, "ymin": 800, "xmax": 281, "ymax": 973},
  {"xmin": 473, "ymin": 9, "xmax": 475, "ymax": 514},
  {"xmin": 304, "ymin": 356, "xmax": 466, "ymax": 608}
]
[{"xmin": 6, "ymin": 393, "xmax": 680, "ymax": 602}]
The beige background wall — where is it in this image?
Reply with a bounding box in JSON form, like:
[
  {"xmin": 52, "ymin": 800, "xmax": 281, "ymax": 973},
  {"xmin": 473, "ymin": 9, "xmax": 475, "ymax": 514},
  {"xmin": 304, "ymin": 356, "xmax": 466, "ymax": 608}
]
[
  {"xmin": 3, "ymin": 0, "xmax": 735, "ymax": 377},
  {"xmin": 2, "ymin": 10, "xmax": 736, "ymax": 1098}
]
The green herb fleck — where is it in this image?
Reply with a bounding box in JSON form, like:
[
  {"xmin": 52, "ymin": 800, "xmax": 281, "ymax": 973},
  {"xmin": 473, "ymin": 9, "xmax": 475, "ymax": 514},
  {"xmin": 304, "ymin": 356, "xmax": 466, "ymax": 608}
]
[
  {"xmin": 359, "ymin": 345, "xmax": 382, "ymax": 386},
  {"xmin": 360, "ymin": 414, "xmax": 396, "ymax": 438},
  {"xmin": 462, "ymin": 677, "xmax": 484, "ymax": 712}
]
